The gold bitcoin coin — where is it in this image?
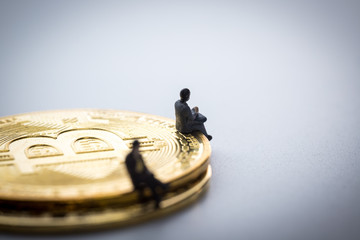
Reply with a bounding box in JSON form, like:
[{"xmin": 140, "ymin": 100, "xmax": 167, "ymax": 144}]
[
  {"xmin": 0, "ymin": 166, "xmax": 211, "ymax": 233},
  {"xmin": 0, "ymin": 109, "xmax": 211, "ymax": 201}
]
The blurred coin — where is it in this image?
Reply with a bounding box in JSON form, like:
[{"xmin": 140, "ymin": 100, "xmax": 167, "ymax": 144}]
[{"xmin": 0, "ymin": 165, "xmax": 211, "ymax": 232}]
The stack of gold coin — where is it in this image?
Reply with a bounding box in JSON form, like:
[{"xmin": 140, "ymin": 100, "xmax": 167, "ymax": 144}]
[{"xmin": 0, "ymin": 110, "xmax": 211, "ymax": 232}]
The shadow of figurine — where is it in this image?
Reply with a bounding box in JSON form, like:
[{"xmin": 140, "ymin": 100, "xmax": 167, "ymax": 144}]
[
  {"xmin": 125, "ymin": 140, "xmax": 169, "ymax": 209},
  {"xmin": 175, "ymin": 88, "xmax": 212, "ymax": 141}
]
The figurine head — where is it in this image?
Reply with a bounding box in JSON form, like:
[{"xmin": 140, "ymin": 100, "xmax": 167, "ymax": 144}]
[
  {"xmin": 180, "ymin": 88, "xmax": 190, "ymax": 102},
  {"xmin": 132, "ymin": 140, "xmax": 140, "ymax": 151}
]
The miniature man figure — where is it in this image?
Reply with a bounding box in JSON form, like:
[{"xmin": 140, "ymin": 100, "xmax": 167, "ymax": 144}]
[
  {"xmin": 175, "ymin": 88, "xmax": 212, "ymax": 140},
  {"xmin": 125, "ymin": 140, "xmax": 169, "ymax": 209}
]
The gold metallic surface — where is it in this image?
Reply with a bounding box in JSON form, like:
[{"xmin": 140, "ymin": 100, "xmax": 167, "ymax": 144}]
[
  {"xmin": 0, "ymin": 166, "xmax": 211, "ymax": 233},
  {"xmin": 0, "ymin": 110, "xmax": 211, "ymax": 201}
]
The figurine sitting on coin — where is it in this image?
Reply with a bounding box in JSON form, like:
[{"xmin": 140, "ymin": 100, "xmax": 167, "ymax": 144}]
[
  {"xmin": 175, "ymin": 88, "xmax": 212, "ymax": 141},
  {"xmin": 125, "ymin": 140, "xmax": 169, "ymax": 209}
]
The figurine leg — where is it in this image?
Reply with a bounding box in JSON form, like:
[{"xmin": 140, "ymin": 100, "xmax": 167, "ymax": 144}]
[
  {"xmin": 137, "ymin": 185, "xmax": 146, "ymax": 203},
  {"xmin": 148, "ymin": 184, "xmax": 161, "ymax": 209},
  {"xmin": 147, "ymin": 176, "xmax": 167, "ymax": 209},
  {"xmin": 192, "ymin": 122, "xmax": 212, "ymax": 141},
  {"xmin": 194, "ymin": 112, "xmax": 207, "ymax": 122},
  {"xmin": 153, "ymin": 178, "xmax": 169, "ymax": 191}
]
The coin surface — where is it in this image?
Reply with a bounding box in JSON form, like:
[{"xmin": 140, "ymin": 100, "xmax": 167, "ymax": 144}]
[{"xmin": 0, "ymin": 109, "xmax": 211, "ymax": 201}]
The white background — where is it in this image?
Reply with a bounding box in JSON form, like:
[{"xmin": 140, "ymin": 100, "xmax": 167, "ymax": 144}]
[{"xmin": 1, "ymin": 1, "xmax": 360, "ymax": 239}]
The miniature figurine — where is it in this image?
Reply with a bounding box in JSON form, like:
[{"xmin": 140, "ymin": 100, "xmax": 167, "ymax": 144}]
[
  {"xmin": 125, "ymin": 140, "xmax": 169, "ymax": 209},
  {"xmin": 175, "ymin": 88, "xmax": 212, "ymax": 140}
]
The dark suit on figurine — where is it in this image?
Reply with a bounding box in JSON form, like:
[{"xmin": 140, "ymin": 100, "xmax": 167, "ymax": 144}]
[
  {"xmin": 125, "ymin": 140, "xmax": 168, "ymax": 209},
  {"xmin": 125, "ymin": 150, "xmax": 151, "ymax": 189},
  {"xmin": 175, "ymin": 88, "xmax": 212, "ymax": 140}
]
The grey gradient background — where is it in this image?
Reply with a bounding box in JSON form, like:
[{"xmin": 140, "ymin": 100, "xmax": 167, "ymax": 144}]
[{"xmin": 1, "ymin": 0, "xmax": 360, "ymax": 239}]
